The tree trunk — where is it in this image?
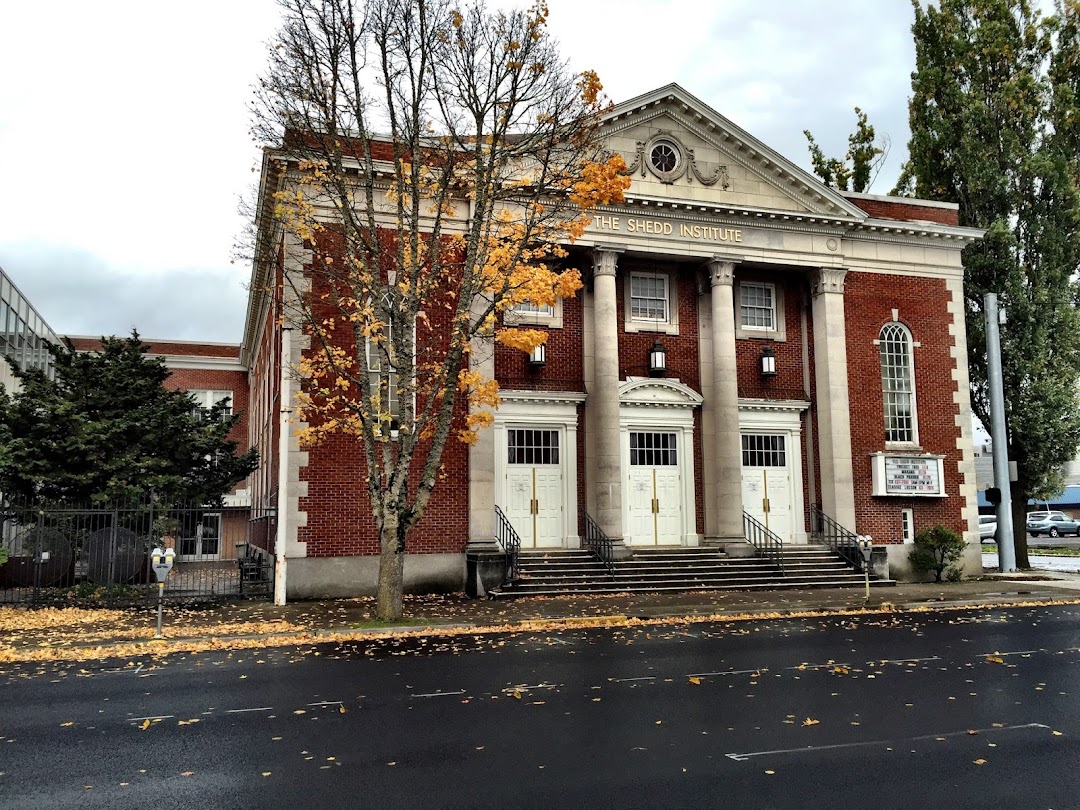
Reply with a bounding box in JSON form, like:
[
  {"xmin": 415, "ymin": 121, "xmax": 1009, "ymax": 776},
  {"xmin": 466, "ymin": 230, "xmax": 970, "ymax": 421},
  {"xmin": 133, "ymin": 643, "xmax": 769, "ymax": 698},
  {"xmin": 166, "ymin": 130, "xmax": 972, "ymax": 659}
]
[
  {"xmin": 375, "ymin": 515, "xmax": 405, "ymax": 621},
  {"xmin": 1011, "ymin": 497, "xmax": 1030, "ymax": 569}
]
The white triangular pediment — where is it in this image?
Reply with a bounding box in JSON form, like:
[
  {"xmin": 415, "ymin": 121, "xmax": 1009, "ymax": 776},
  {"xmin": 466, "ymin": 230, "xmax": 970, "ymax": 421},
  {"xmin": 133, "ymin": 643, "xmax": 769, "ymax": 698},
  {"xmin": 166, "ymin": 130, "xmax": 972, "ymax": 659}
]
[
  {"xmin": 602, "ymin": 84, "xmax": 865, "ymax": 220},
  {"xmin": 619, "ymin": 377, "xmax": 703, "ymax": 409}
]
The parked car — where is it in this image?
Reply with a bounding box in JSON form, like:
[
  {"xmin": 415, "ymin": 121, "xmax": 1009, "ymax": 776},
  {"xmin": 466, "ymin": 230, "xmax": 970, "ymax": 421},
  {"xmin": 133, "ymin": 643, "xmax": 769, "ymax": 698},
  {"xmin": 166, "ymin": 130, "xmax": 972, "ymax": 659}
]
[
  {"xmin": 978, "ymin": 515, "xmax": 997, "ymax": 542},
  {"xmin": 1026, "ymin": 511, "xmax": 1080, "ymax": 537}
]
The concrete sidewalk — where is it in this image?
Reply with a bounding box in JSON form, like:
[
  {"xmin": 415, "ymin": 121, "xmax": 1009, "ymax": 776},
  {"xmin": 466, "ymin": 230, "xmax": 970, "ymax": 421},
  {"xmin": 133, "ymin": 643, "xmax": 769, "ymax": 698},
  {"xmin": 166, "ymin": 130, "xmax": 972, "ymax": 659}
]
[{"xmin": 2, "ymin": 570, "xmax": 1078, "ymax": 664}]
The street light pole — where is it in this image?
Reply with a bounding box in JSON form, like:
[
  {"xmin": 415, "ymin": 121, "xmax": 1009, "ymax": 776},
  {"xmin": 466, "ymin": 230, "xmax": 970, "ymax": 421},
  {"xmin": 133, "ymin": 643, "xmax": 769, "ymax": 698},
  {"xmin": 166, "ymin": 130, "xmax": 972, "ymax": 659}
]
[{"xmin": 983, "ymin": 293, "xmax": 1017, "ymax": 573}]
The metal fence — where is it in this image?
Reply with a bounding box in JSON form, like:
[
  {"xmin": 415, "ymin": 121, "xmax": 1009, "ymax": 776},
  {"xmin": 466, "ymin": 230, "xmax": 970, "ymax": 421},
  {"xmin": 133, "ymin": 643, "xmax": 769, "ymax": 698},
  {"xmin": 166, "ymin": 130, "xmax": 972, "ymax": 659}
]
[{"xmin": 0, "ymin": 497, "xmax": 273, "ymax": 607}]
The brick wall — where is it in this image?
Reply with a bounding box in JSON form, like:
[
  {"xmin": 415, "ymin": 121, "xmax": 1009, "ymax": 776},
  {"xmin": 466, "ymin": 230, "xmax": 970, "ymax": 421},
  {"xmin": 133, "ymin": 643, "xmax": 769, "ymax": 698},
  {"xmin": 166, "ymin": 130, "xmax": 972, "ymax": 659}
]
[
  {"xmin": 294, "ymin": 228, "xmax": 470, "ymax": 557},
  {"xmin": 844, "ymin": 272, "xmax": 965, "ymax": 543},
  {"xmin": 844, "ymin": 196, "xmax": 960, "ymax": 227}
]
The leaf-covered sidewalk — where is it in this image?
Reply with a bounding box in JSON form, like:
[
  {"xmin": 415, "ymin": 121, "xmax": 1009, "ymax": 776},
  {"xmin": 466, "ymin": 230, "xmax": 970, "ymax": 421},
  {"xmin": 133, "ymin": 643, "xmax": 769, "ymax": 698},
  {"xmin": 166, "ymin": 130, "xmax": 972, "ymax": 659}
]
[{"xmin": 2, "ymin": 575, "xmax": 1078, "ymax": 664}]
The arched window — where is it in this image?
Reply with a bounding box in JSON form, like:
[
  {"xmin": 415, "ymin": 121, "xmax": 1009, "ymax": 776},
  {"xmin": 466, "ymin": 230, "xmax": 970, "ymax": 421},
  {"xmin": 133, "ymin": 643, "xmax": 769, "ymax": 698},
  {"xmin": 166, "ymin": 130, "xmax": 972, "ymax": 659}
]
[{"xmin": 879, "ymin": 322, "xmax": 917, "ymax": 444}]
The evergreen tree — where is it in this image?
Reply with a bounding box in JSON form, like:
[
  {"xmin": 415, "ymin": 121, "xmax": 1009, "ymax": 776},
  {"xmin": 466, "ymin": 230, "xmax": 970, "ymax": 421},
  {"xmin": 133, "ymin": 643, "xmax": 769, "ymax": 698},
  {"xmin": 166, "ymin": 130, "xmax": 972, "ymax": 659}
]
[
  {"xmin": 0, "ymin": 333, "xmax": 258, "ymax": 505},
  {"xmin": 897, "ymin": 0, "xmax": 1080, "ymax": 567}
]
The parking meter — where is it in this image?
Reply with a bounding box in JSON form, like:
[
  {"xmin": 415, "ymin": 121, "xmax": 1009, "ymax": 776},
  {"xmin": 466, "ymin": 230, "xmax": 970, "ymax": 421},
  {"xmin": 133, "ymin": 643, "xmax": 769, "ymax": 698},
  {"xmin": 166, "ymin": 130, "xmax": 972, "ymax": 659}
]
[
  {"xmin": 857, "ymin": 535, "xmax": 873, "ymax": 601},
  {"xmin": 150, "ymin": 547, "xmax": 175, "ymax": 639}
]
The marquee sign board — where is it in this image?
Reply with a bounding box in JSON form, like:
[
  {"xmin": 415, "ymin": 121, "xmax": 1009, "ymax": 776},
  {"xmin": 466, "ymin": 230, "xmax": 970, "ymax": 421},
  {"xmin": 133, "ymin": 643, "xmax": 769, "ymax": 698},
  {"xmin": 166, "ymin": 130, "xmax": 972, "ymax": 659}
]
[{"xmin": 870, "ymin": 453, "xmax": 946, "ymax": 498}]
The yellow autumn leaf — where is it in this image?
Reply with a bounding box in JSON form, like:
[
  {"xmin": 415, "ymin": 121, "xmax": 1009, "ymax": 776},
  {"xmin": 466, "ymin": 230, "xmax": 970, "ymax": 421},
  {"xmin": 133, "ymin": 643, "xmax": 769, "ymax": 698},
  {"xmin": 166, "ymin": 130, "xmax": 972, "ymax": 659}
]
[
  {"xmin": 688, "ymin": 677, "xmax": 702, "ymax": 685},
  {"xmin": 339, "ymin": 705, "xmax": 347, "ymax": 714},
  {"xmin": 802, "ymin": 718, "xmax": 820, "ymax": 727},
  {"xmin": 262, "ymin": 772, "xmax": 272, "ymax": 777},
  {"xmin": 139, "ymin": 720, "xmax": 151, "ymax": 731},
  {"xmin": 986, "ymin": 655, "xmax": 1005, "ymax": 664},
  {"xmin": 1052, "ymin": 731, "xmax": 1063, "ymax": 736},
  {"xmin": 973, "ymin": 759, "xmax": 987, "ymax": 765},
  {"xmin": 60, "ymin": 722, "xmax": 74, "ymax": 727}
]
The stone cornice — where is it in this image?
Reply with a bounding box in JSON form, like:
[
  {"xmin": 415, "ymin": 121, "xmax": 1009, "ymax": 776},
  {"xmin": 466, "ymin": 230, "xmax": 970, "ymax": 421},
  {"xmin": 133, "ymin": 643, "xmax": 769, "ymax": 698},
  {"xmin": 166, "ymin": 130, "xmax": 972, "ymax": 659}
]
[
  {"xmin": 500, "ymin": 390, "xmax": 588, "ymax": 406},
  {"xmin": 737, "ymin": 397, "xmax": 811, "ymax": 413}
]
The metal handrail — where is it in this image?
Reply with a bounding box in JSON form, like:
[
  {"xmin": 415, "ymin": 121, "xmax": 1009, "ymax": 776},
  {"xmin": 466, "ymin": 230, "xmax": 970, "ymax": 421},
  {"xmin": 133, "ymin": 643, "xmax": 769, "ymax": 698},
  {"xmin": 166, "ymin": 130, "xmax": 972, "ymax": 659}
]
[
  {"xmin": 809, "ymin": 504, "xmax": 862, "ymax": 569},
  {"xmin": 742, "ymin": 511, "xmax": 785, "ymax": 574},
  {"xmin": 494, "ymin": 505, "xmax": 521, "ymax": 582},
  {"xmin": 581, "ymin": 510, "xmax": 616, "ymax": 575}
]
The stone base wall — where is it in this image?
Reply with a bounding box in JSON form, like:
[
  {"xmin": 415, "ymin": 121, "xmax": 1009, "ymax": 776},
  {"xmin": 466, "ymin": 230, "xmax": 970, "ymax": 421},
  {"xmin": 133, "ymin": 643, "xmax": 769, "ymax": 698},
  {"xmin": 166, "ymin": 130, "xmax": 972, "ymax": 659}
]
[{"xmin": 285, "ymin": 553, "xmax": 465, "ymax": 599}]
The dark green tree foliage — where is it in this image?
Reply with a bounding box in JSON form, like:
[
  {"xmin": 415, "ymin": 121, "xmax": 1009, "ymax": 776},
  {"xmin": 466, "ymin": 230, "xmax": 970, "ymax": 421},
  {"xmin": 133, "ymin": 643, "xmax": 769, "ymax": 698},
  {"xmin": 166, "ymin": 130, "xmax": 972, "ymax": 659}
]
[
  {"xmin": 0, "ymin": 334, "xmax": 258, "ymax": 505},
  {"xmin": 804, "ymin": 107, "xmax": 888, "ymax": 191},
  {"xmin": 908, "ymin": 524, "xmax": 967, "ymax": 582},
  {"xmin": 897, "ymin": 0, "xmax": 1080, "ymax": 567}
]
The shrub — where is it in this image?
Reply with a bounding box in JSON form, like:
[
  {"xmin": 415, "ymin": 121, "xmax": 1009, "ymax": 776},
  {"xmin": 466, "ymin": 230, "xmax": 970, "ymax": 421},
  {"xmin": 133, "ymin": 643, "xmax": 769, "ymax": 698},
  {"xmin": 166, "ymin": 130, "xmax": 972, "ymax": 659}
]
[{"xmin": 908, "ymin": 524, "xmax": 966, "ymax": 582}]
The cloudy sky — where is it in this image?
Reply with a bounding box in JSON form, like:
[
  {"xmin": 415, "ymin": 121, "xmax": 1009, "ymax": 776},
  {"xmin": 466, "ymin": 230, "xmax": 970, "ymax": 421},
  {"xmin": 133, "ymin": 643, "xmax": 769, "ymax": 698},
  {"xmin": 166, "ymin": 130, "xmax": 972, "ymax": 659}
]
[{"xmin": 0, "ymin": 0, "xmax": 918, "ymax": 343}]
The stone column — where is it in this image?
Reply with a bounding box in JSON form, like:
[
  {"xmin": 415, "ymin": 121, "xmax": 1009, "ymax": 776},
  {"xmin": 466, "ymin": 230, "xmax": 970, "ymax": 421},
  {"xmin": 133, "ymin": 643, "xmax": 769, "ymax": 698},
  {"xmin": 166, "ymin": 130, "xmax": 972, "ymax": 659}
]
[
  {"xmin": 706, "ymin": 257, "xmax": 747, "ymax": 547},
  {"xmin": 590, "ymin": 249, "xmax": 628, "ymax": 555},
  {"xmin": 811, "ymin": 267, "xmax": 857, "ymax": 530}
]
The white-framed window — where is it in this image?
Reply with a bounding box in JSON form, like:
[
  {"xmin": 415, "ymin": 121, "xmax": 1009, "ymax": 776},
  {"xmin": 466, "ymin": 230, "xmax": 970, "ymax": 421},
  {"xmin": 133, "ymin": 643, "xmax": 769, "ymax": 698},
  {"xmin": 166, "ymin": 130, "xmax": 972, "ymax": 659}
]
[
  {"xmin": 512, "ymin": 301, "xmax": 555, "ymax": 317},
  {"xmin": 739, "ymin": 282, "xmax": 776, "ymax": 331},
  {"xmin": 505, "ymin": 298, "xmax": 563, "ymax": 329},
  {"xmin": 364, "ymin": 298, "xmax": 416, "ymax": 431},
  {"xmin": 901, "ymin": 508, "xmax": 915, "ymax": 543},
  {"xmin": 189, "ymin": 390, "xmax": 233, "ymax": 420},
  {"xmin": 879, "ymin": 322, "xmax": 918, "ymax": 445},
  {"xmin": 630, "ymin": 273, "xmax": 669, "ymax": 323}
]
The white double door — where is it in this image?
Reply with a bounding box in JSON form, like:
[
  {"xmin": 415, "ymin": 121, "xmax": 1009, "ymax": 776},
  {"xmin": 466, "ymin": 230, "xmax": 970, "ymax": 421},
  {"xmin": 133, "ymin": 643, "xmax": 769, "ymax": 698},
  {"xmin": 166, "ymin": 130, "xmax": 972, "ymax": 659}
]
[
  {"xmin": 502, "ymin": 428, "xmax": 565, "ymax": 548},
  {"xmin": 740, "ymin": 433, "xmax": 794, "ymax": 542},
  {"xmin": 625, "ymin": 431, "xmax": 684, "ymax": 546}
]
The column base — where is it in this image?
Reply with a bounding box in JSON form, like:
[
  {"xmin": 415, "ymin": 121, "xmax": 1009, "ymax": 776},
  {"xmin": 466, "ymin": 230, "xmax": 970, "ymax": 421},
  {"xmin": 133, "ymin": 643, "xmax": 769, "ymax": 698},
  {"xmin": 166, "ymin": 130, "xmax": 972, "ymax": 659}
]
[
  {"xmin": 466, "ymin": 541, "xmax": 507, "ymax": 598},
  {"xmin": 608, "ymin": 540, "xmax": 633, "ymax": 561}
]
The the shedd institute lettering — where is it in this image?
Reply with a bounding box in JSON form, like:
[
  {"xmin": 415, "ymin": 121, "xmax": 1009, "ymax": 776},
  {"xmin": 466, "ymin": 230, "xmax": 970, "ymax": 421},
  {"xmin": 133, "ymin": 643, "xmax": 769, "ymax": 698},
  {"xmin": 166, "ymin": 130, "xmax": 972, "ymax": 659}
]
[{"xmin": 593, "ymin": 216, "xmax": 742, "ymax": 243}]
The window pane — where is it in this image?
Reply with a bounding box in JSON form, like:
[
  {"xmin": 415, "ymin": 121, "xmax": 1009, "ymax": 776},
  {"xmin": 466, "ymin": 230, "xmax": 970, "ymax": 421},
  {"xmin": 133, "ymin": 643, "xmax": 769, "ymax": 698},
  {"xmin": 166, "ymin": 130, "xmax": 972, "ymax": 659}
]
[
  {"xmin": 741, "ymin": 434, "xmax": 786, "ymax": 467},
  {"xmin": 507, "ymin": 429, "xmax": 559, "ymax": 464},
  {"xmin": 630, "ymin": 274, "xmax": 668, "ymax": 321},
  {"xmin": 740, "ymin": 283, "xmax": 775, "ymax": 329},
  {"xmin": 880, "ymin": 323, "xmax": 915, "ymax": 443}
]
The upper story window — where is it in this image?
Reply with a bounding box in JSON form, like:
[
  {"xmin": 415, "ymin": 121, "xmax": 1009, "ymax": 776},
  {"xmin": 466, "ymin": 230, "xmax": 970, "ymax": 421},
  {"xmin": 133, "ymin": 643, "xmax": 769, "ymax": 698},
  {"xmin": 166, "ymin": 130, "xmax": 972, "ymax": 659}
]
[
  {"xmin": 739, "ymin": 282, "xmax": 776, "ymax": 331},
  {"xmin": 189, "ymin": 390, "xmax": 233, "ymax": 421},
  {"xmin": 512, "ymin": 301, "xmax": 555, "ymax": 318},
  {"xmin": 879, "ymin": 322, "xmax": 918, "ymax": 445},
  {"xmin": 630, "ymin": 273, "xmax": 669, "ymax": 322}
]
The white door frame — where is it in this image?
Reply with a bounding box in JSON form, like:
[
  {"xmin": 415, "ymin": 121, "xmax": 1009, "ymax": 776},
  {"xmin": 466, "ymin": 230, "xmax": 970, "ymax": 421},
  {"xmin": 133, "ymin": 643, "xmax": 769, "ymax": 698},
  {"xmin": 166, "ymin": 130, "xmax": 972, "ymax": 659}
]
[
  {"xmin": 619, "ymin": 377, "xmax": 703, "ymax": 547},
  {"xmin": 493, "ymin": 392, "xmax": 585, "ymax": 549},
  {"xmin": 738, "ymin": 399, "xmax": 809, "ymax": 544}
]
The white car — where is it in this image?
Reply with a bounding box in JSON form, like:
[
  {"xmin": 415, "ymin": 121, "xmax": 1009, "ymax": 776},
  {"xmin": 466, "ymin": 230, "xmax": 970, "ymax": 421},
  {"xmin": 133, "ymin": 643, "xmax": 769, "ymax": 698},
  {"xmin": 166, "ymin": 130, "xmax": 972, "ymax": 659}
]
[{"xmin": 979, "ymin": 515, "xmax": 997, "ymax": 542}]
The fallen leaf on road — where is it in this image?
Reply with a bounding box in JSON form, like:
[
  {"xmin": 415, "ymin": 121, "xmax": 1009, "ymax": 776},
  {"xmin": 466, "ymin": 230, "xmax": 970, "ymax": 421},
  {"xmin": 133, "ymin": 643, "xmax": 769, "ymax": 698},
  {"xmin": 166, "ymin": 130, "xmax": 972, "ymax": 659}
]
[
  {"xmin": 1053, "ymin": 731, "xmax": 1063, "ymax": 736},
  {"xmin": 802, "ymin": 718, "xmax": 820, "ymax": 727},
  {"xmin": 688, "ymin": 677, "xmax": 701, "ymax": 685},
  {"xmin": 973, "ymin": 759, "xmax": 987, "ymax": 765},
  {"xmin": 180, "ymin": 771, "xmax": 194, "ymax": 777},
  {"xmin": 967, "ymin": 730, "xmax": 978, "ymax": 736},
  {"xmin": 339, "ymin": 706, "xmax": 347, "ymax": 714},
  {"xmin": 985, "ymin": 655, "xmax": 1005, "ymax": 664},
  {"xmin": 139, "ymin": 720, "xmax": 151, "ymax": 731},
  {"xmin": 60, "ymin": 722, "xmax": 74, "ymax": 727},
  {"xmin": 387, "ymin": 761, "xmax": 396, "ymax": 766},
  {"xmin": 262, "ymin": 772, "xmax": 271, "ymax": 777}
]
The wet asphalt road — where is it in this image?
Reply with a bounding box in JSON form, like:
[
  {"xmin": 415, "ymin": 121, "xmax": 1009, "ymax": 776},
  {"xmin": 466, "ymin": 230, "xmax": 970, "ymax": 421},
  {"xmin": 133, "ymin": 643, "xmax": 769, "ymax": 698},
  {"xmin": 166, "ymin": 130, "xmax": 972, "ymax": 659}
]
[{"xmin": 1, "ymin": 604, "xmax": 1078, "ymax": 810}]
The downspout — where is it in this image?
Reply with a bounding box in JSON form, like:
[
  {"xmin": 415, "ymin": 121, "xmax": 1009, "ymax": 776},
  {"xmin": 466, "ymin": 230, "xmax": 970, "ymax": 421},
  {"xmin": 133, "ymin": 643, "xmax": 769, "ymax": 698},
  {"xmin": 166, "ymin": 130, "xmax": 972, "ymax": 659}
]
[{"xmin": 274, "ymin": 325, "xmax": 292, "ymax": 606}]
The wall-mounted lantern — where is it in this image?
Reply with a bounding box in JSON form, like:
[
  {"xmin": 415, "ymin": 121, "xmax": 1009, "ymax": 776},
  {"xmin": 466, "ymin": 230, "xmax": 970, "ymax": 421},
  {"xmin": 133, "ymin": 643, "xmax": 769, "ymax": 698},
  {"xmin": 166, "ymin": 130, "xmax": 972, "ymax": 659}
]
[
  {"xmin": 760, "ymin": 346, "xmax": 777, "ymax": 378},
  {"xmin": 528, "ymin": 342, "xmax": 546, "ymax": 367},
  {"xmin": 648, "ymin": 340, "xmax": 667, "ymax": 377}
]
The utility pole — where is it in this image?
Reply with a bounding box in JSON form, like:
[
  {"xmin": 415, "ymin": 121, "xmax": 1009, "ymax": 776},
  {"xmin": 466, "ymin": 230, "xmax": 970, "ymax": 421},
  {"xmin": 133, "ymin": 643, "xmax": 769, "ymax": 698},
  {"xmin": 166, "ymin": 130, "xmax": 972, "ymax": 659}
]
[{"xmin": 984, "ymin": 293, "xmax": 1017, "ymax": 573}]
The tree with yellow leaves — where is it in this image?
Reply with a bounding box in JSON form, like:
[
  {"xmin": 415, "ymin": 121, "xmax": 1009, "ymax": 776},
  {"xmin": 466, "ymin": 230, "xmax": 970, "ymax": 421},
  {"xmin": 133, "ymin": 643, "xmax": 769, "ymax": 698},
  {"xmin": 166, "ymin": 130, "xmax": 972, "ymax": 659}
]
[{"xmin": 249, "ymin": 0, "xmax": 628, "ymax": 619}]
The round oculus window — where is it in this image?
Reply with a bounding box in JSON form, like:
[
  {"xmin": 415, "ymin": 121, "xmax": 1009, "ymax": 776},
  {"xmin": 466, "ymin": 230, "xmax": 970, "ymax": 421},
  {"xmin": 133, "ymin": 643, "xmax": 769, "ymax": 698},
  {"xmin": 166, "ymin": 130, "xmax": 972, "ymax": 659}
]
[{"xmin": 649, "ymin": 142, "xmax": 679, "ymax": 173}]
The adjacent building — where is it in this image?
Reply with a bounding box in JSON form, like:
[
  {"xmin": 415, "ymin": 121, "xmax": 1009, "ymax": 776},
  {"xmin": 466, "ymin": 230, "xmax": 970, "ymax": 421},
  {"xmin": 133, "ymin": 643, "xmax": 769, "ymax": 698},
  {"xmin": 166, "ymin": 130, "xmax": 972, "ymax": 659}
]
[
  {"xmin": 0, "ymin": 264, "xmax": 62, "ymax": 389},
  {"xmin": 244, "ymin": 84, "xmax": 985, "ymax": 599}
]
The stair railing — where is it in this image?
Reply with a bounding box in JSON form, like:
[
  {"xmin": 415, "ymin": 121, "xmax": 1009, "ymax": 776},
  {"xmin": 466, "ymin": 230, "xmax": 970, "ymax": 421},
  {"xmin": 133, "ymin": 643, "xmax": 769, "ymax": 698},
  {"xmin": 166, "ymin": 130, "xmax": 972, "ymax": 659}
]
[
  {"xmin": 581, "ymin": 510, "xmax": 616, "ymax": 576},
  {"xmin": 494, "ymin": 505, "xmax": 521, "ymax": 582},
  {"xmin": 742, "ymin": 511, "xmax": 785, "ymax": 574},
  {"xmin": 809, "ymin": 504, "xmax": 861, "ymax": 570}
]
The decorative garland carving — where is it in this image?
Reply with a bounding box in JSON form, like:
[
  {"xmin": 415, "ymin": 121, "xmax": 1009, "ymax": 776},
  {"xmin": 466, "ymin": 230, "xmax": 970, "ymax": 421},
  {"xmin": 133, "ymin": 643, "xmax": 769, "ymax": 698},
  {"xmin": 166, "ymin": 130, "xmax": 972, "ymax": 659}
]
[{"xmin": 624, "ymin": 132, "xmax": 731, "ymax": 189}]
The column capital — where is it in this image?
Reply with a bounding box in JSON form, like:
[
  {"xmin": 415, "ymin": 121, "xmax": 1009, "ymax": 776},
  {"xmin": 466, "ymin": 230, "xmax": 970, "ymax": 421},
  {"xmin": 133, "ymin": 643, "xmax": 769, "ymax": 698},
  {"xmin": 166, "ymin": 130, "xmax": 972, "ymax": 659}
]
[
  {"xmin": 812, "ymin": 267, "xmax": 848, "ymax": 296},
  {"xmin": 706, "ymin": 256, "xmax": 738, "ymax": 287},
  {"xmin": 592, "ymin": 248, "xmax": 623, "ymax": 278}
]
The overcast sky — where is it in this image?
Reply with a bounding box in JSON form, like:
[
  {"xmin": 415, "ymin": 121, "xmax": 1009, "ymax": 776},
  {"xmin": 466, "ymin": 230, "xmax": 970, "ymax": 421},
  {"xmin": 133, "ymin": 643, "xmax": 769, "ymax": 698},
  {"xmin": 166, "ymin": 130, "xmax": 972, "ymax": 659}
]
[{"xmin": 0, "ymin": 0, "xmax": 918, "ymax": 344}]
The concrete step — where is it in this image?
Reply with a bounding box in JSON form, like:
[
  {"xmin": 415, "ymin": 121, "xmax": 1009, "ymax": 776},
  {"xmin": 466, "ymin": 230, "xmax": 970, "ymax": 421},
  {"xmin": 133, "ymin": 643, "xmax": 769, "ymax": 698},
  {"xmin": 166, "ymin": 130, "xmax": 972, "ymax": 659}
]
[{"xmin": 493, "ymin": 577, "xmax": 896, "ymax": 597}]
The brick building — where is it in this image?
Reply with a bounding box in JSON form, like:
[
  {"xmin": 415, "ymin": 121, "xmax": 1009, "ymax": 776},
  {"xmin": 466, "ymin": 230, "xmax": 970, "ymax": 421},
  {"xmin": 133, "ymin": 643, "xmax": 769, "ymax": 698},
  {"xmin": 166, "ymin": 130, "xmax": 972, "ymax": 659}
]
[{"xmin": 244, "ymin": 84, "xmax": 984, "ymax": 600}]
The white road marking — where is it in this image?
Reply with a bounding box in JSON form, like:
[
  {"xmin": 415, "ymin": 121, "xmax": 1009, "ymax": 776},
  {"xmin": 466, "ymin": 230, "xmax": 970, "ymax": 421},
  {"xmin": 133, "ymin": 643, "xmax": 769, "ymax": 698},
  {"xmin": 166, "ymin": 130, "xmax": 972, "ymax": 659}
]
[
  {"xmin": 686, "ymin": 668, "xmax": 768, "ymax": 678},
  {"xmin": 611, "ymin": 676, "xmax": 656, "ymax": 683},
  {"xmin": 225, "ymin": 707, "xmax": 274, "ymax": 714},
  {"xmin": 306, "ymin": 701, "xmax": 344, "ymax": 707},
  {"xmin": 413, "ymin": 690, "xmax": 466, "ymax": 698},
  {"xmin": 127, "ymin": 715, "xmax": 174, "ymax": 723},
  {"xmin": 785, "ymin": 662, "xmax": 851, "ymax": 671},
  {"xmin": 981, "ymin": 649, "xmax": 1043, "ymax": 657},
  {"xmin": 869, "ymin": 656, "xmax": 940, "ymax": 665},
  {"xmin": 724, "ymin": 723, "xmax": 1051, "ymax": 762}
]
